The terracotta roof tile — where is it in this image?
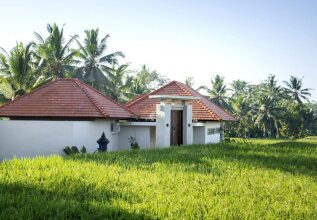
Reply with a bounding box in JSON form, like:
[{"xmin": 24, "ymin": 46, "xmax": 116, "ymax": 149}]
[
  {"xmin": 125, "ymin": 81, "xmax": 236, "ymax": 121},
  {"xmin": 0, "ymin": 78, "xmax": 134, "ymax": 119}
]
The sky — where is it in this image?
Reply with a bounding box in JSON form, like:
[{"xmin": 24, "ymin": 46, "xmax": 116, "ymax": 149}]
[{"xmin": 0, "ymin": 0, "xmax": 316, "ymax": 100}]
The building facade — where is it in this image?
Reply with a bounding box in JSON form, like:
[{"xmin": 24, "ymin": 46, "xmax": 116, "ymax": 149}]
[{"xmin": 0, "ymin": 79, "xmax": 235, "ymax": 160}]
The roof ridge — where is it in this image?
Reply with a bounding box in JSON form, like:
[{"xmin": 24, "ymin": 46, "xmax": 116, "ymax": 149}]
[
  {"xmin": 0, "ymin": 79, "xmax": 59, "ymax": 111},
  {"xmin": 73, "ymin": 79, "xmax": 109, "ymax": 117},
  {"xmin": 174, "ymin": 81, "xmax": 195, "ymax": 96},
  {"xmin": 125, "ymin": 81, "xmax": 178, "ymax": 107},
  {"xmin": 177, "ymin": 81, "xmax": 236, "ymax": 121},
  {"xmin": 174, "ymin": 81, "xmax": 221, "ymax": 120},
  {"xmin": 74, "ymin": 78, "xmax": 135, "ymax": 117},
  {"xmin": 124, "ymin": 94, "xmax": 146, "ymax": 106}
]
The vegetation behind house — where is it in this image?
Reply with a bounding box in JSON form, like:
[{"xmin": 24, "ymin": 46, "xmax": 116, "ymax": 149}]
[{"xmin": 0, "ymin": 23, "xmax": 316, "ymax": 138}]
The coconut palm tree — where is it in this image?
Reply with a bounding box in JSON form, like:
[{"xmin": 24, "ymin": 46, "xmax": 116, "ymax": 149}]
[
  {"xmin": 230, "ymin": 79, "xmax": 248, "ymax": 98},
  {"xmin": 34, "ymin": 23, "xmax": 78, "ymax": 80},
  {"xmin": 231, "ymin": 95, "xmax": 254, "ymax": 137},
  {"xmin": 103, "ymin": 64, "xmax": 132, "ymax": 103},
  {"xmin": 185, "ymin": 76, "xmax": 195, "ymax": 88},
  {"xmin": 75, "ymin": 28, "xmax": 124, "ymax": 91},
  {"xmin": 125, "ymin": 75, "xmax": 150, "ymax": 99},
  {"xmin": 135, "ymin": 65, "xmax": 168, "ymax": 91},
  {"xmin": 0, "ymin": 75, "xmax": 11, "ymax": 104},
  {"xmin": 124, "ymin": 65, "xmax": 169, "ymax": 100},
  {"xmin": 198, "ymin": 74, "xmax": 232, "ymax": 111},
  {"xmin": 252, "ymin": 95, "xmax": 283, "ymax": 138},
  {"xmin": 283, "ymin": 76, "xmax": 312, "ymax": 104},
  {"xmin": 0, "ymin": 43, "xmax": 40, "ymax": 100},
  {"xmin": 260, "ymin": 74, "xmax": 282, "ymax": 98}
]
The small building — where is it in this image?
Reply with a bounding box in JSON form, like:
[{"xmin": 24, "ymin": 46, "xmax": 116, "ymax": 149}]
[
  {"xmin": 124, "ymin": 80, "xmax": 236, "ymax": 147},
  {"xmin": 0, "ymin": 79, "xmax": 235, "ymax": 160}
]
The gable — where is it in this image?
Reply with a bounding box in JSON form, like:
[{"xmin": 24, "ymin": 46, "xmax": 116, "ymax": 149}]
[{"xmin": 125, "ymin": 81, "xmax": 236, "ymax": 121}]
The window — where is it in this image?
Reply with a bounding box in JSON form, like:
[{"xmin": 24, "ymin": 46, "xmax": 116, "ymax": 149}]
[
  {"xmin": 207, "ymin": 127, "xmax": 221, "ymax": 135},
  {"xmin": 111, "ymin": 121, "xmax": 120, "ymax": 133}
]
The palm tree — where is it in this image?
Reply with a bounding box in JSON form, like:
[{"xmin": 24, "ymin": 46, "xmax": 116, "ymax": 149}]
[
  {"xmin": 252, "ymin": 95, "xmax": 283, "ymax": 138},
  {"xmin": 135, "ymin": 65, "xmax": 168, "ymax": 91},
  {"xmin": 75, "ymin": 28, "xmax": 124, "ymax": 92},
  {"xmin": 0, "ymin": 75, "xmax": 11, "ymax": 104},
  {"xmin": 283, "ymin": 76, "xmax": 312, "ymax": 104},
  {"xmin": 0, "ymin": 42, "xmax": 40, "ymax": 100},
  {"xmin": 125, "ymin": 75, "xmax": 150, "ymax": 99},
  {"xmin": 230, "ymin": 79, "xmax": 248, "ymax": 97},
  {"xmin": 185, "ymin": 76, "xmax": 194, "ymax": 88},
  {"xmin": 124, "ymin": 65, "xmax": 169, "ymax": 99},
  {"xmin": 260, "ymin": 74, "xmax": 282, "ymax": 98},
  {"xmin": 198, "ymin": 74, "xmax": 231, "ymax": 110},
  {"xmin": 231, "ymin": 96, "xmax": 254, "ymax": 137},
  {"xmin": 103, "ymin": 64, "xmax": 132, "ymax": 103},
  {"xmin": 34, "ymin": 23, "xmax": 78, "ymax": 80}
]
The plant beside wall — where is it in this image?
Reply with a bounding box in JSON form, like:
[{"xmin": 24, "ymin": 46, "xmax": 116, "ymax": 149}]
[
  {"xmin": 63, "ymin": 146, "xmax": 87, "ymax": 155},
  {"xmin": 128, "ymin": 136, "xmax": 140, "ymax": 150}
]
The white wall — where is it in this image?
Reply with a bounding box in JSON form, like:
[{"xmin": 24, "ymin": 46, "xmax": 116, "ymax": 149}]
[
  {"xmin": 205, "ymin": 122, "xmax": 221, "ymax": 143},
  {"xmin": 156, "ymin": 104, "xmax": 171, "ymax": 147},
  {"xmin": 193, "ymin": 122, "xmax": 221, "ymax": 144},
  {"xmin": 0, "ymin": 119, "xmax": 117, "ymax": 160},
  {"xmin": 0, "ymin": 118, "xmax": 223, "ymax": 160},
  {"xmin": 118, "ymin": 125, "xmax": 151, "ymax": 150},
  {"xmin": 193, "ymin": 126, "xmax": 205, "ymax": 144}
]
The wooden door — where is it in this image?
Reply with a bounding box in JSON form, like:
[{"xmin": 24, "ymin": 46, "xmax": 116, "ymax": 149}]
[{"xmin": 170, "ymin": 110, "xmax": 183, "ymax": 145}]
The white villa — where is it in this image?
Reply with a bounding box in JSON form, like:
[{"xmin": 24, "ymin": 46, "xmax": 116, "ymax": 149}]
[{"xmin": 0, "ymin": 78, "xmax": 235, "ymax": 160}]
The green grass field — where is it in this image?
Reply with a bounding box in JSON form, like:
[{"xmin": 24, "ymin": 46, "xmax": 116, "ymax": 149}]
[{"xmin": 0, "ymin": 139, "xmax": 316, "ymax": 219}]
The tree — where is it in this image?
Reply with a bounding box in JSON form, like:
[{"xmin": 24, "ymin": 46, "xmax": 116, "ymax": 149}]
[
  {"xmin": 0, "ymin": 42, "xmax": 40, "ymax": 101},
  {"xmin": 198, "ymin": 74, "xmax": 232, "ymax": 111},
  {"xmin": 260, "ymin": 74, "xmax": 282, "ymax": 98},
  {"xmin": 0, "ymin": 76, "xmax": 11, "ymax": 104},
  {"xmin": 252, "ymin": 95, "xmax": 283, "ymax": 138},
  {"xmin": 230, "ymin": 95, "xmax": 254, "ymax": 138},
  {"xmin": 34, "ymin": 23, "xmax": 78, "ymax": 80},
  {"xmin": 125, "ymin": 75, "xmax": 150, "ymax": 99},
  {"xmin": 103, "ymin": 64, "xmax": 132, "ymax": 103},
  {"xmin": 185, "ymin": 76, "xmax": 195, "ymax": 88},
  {"xmin": 283, "ymin": 76, "xmax": 312, "ymax": 104},
  {"xmin": 135, "ymin": 65, "xmax": 169, "ymax": 91},
  {"xmin": 230, "ymin": 79, "xmax": 248, "ymax": 98},
  {"xmin": 75, "ymin": 28, "xmax": 124, "ymax": 92},
  {"xmin": 280, "ymin": 103, "xmax": 316, "ymax": 138},
  {"xmin": 126, "ymin": 65, "xmax": 169, "ymax": 99}
]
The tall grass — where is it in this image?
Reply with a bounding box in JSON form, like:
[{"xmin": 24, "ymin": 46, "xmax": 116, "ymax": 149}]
[{"xmin": 0, "ymin": 139, "xmax": 316, "ymax": 219}]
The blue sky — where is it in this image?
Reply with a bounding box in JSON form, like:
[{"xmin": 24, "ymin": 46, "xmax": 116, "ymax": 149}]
[{"xmin": 1, "ymin": 0, "xmax": 316, "ymax": 100}]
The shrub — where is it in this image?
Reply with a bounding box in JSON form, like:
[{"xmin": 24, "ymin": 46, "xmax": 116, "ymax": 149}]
[
  {"xmin": 63, "ymin": 146, "xmax": 72, "ymax": 155},
  {"xmin": 63, "ymin": 146, "xmax": 87, "ymax": 155},
  {"xmin": 80, "ymin": 146, "xmax": 87, "ymax": 154},
  {"xmin": 128, "ymin": 136, "xmax": 140, "ymax": 150}
]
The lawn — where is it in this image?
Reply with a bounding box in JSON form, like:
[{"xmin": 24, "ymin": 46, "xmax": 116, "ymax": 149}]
[{"xmin": 0, "ymin": 139, "xmax": 316, "ymax": 219}]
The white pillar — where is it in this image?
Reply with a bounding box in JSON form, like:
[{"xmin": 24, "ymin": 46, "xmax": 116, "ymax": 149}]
[
  {"xmin": 155, "ymin": 104, "xmax": 171, "ymax": 147},
  {"xmin": 183, "ymin": 105, "xmax": 193, "ymax": 145}
]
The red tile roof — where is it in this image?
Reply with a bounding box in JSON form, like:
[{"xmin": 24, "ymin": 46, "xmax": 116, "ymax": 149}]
[
  {"xmin": 125, "ymin": 81, "xmax": 236, "ymax": 121},
  {"xmin": 0, "ymin": 78, "xmax": 134, "ymax": 119}
]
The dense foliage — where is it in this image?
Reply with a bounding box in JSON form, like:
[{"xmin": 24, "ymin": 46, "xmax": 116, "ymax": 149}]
[
  {"xmin": 0, "ymin": 139, "xmax": 316, "ymax": 219},
  {"xmin": 0, "ymin": 23, "xmax": 316, "ymax": 137},
  {"xmin": 0, "ymin": 23, "xmax": 168, "ymax": 105},
  {"xmin": 196, "ymin": 74, "xmax": 317, "ymax": 138}
]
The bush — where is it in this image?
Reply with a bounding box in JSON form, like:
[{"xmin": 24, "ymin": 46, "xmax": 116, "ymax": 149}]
[
  {"xmin": 63, "ymin": 146, "xmax": 87, "ymax": 155},
  {"xmin": 128, "ymin": 136, "xmax": 140, "ymax": 150},
  {"xmin": 80, "ymin": 146, "xmax": 87, "ymax": 154}
]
